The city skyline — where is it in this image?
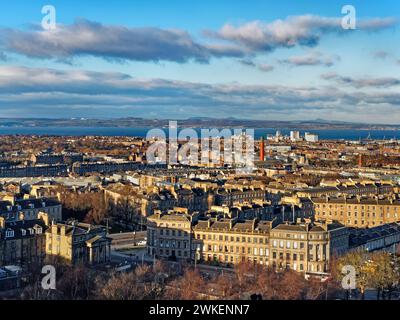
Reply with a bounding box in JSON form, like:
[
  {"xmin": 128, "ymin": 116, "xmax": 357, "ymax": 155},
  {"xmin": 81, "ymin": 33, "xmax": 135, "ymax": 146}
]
[
  {"xmin": 1, "ymin": 0, "xmax": 400, "ymax": 305},
  {"xmin": 0, "ymin": 1, "xmax": 399, "ymax": 123}
]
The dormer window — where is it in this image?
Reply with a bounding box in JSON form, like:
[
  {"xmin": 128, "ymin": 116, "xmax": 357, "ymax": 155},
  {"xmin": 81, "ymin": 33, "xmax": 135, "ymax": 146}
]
[
  {"xmin": 21, "ymin": 229, "xmax": 26, "ymax": 236},
  {"xmin": 5, "ymin": 229, "xmax": 14, "ymax": 238},
  {"xmin": 35, "ymin": 226, "xmax": 42, "ymax": 234}
]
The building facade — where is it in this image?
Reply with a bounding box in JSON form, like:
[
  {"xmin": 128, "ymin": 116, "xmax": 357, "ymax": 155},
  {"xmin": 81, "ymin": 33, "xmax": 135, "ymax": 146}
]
[
  {"xmin": 147, "ymin": 210, "xmax": 349, "ymax": 276},
  {"xmin": 313, "ymin": 195, "xmax": 400, "ymax": 228},
  {"xmin": 0, "ymin": 212, "xmax": 48, "ymax": 267},
  {"xmin": 269, "ymin": 221, "xmax": 348, "ymax": 275},
  {"xmin": 0, "ymin": 196, "xmax": 62, "ymax": 222},
  {"xmin": 215, "ymin": 187, "xmax": 265, "ymax": 206},
  {"xmin": 45, "ymin": 221, "xmax": 111, "ymax": 265},
  {"xmin": 193, "ymin": 218, "xmax": 272, "ymax": 266},
  {"xmin": 146, "ymin": 208, "xmax": 196, "ymax": 260}
]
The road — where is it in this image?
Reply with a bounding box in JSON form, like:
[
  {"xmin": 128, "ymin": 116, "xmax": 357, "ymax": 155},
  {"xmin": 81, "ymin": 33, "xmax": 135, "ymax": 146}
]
[
  {"xmin": 108, "ymin": 232, "xmax": 237, "ymax": 276},
  {"xmin": 108, "ymin": 231, "xmax": 148, "ymax": 267},
  {"xmin": 108, "ymin": 231, "xmax": 146, "ymax": 246}
]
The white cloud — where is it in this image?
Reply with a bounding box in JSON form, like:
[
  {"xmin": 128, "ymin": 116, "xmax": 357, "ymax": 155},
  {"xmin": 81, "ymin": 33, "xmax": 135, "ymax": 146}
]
[
  {"xmin": 205, "ymin": 15, "xmax": 397, "ymax": 53},
  {"xmin": 321, "ymin": 72, "xmax": 400, "ymax": 88},
  {"xmin": 279, "ymin": 51, "xmax": 340, "ymax": 67},
  {"xmin": 0, "ymin": 66, "xmax": 399, "ymax": 122},
  {"xmin": 0, "ymin": 15, "xmax": 396, "ymax": 63}
]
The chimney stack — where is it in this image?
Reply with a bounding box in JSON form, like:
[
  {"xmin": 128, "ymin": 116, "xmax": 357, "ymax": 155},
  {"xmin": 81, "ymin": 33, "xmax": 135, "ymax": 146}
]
[
  {"xmin": 260, "ymin": 137, "xmax": 265, "ymax": 161},
  {"xmin": 0, "ymin": 217, "xmax": 5, "ymax": 229},
  {"xmin": 358, "ymin": 154, "xmax": 363, "ymax": 167}
]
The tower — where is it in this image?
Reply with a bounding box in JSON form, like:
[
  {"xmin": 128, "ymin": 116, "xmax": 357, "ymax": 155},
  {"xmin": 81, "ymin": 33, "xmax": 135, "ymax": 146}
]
[{"xmin": 260, "ymin": 137, "xmax": 265, "ymax": 161}]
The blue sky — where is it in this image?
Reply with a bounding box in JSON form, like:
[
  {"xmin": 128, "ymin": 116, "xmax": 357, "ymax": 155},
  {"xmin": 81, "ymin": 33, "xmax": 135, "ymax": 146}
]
[{"xmin": 0, "ymin": 0, "xmax": 399, "ymax": 123}]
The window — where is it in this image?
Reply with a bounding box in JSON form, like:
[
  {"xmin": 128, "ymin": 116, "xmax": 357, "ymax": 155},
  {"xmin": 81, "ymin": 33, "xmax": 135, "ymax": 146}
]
[{"xmin": 5, "ymin": 229, "xmax": 14, "ymax": 238}]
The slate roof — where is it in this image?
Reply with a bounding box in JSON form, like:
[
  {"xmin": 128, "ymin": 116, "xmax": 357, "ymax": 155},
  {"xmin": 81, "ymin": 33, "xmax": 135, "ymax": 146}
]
[{"xmin": 0, "ymin": 219, "xmax": 47, "ymax": 240}]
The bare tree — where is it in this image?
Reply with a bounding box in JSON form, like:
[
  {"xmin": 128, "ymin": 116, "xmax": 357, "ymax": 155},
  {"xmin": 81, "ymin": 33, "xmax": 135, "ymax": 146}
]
[{"xmin": 165, "ymin": 268, "xmax": 206, "ymax": 300}]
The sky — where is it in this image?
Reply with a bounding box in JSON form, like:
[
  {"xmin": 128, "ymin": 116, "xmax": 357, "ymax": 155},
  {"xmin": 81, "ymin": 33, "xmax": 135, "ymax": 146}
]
[{"xmin": 0, "ymin": 0, "xmax": 399, "ymax": 123}]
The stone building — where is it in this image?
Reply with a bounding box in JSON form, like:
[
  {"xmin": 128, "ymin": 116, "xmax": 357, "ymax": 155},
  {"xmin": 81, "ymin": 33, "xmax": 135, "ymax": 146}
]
[
  {"xmin": 146, "ymin": 210, "xmax": 349, "ymax": 277},
  {"xmin": 313, "ymin": 195, "xmax": 400, "ymax": 228},
  {"xmin": 146, "ymin": 208, "xmax": 198, "ymax": 261},
  {"xmin": 0, "ymin": 212, "xmax": 49, "ymax": 266},
  {"xmin": 214, "ymin": 187, "xmax": 265, "ymax": 206},
  {"xmin": 45, "ymin": 221, "xmax": 111, "ymax": 265},
  {"xmin": 0, "ymin": 196, "xmax": 62, "ymax": 222},
  {"xmin": 193, "ymin": 218, "xmax": 273, "ymax": 266},
  {"xmin": 269, "ymin": 220, "xmax": 349, "ymax": 275}
]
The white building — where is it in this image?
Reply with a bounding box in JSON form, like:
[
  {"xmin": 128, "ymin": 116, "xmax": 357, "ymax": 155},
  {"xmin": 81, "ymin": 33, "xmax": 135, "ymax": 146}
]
[
  {"xmin": 305, "ymin": 132, "xmax": 319, "ymax": 142},
  {"xmin": 290, "ymin": 131, "xmax": 300, "ymax": 141}
]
